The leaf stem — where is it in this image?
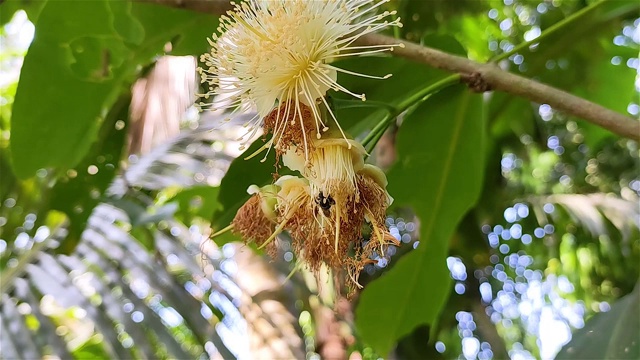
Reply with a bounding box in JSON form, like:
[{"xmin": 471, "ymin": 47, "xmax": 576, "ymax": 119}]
[
  {"xmin": 491, "ymin": 0, "xmax": 608, "ymax": 63},
  {"xmin": 396, "ymin": 74, "xmax": 461, "ymax": 112},
  {"xmin": 331, "ymin": 98, "xmax": 396, "ymax": 113},
  {"xmin": 362, "ymin": 74, "xmax": 461, "ymax": 152},
  {"xmin": 361, "ymin": 113, "xmax": 393, "ymax": 150}
]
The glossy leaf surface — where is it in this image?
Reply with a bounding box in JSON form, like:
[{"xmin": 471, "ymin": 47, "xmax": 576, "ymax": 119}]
[{"xmin": 356, "ymin": 85, "xmax": 485, "ymax": 355}]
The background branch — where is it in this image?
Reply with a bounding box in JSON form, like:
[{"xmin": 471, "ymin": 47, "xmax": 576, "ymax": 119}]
[{"xmin": 144, "ymin": 0, "xmax": 640, "ymax": 141}]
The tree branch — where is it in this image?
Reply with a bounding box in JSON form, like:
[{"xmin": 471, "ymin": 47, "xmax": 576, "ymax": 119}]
[
  {"xmin": 143, "ymin": 0, "xmax": 640, "ymax": 141},
  {"xmin": 357, "ymin": 34, "xmax": 639, "ymax": 141},
  {"xmin": 138, "ymin": 0, "xmax": 233, "ymax": 14}
]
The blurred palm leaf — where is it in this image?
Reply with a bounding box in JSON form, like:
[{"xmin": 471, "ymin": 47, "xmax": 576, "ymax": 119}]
[
  {"xmin": 0, "ymin": 113, "xmax": 304, "ymax": 359},
  {"xmin": 531, "ymin": 193, "xmax": 640, "ymax": 241},
  {"xmin": 527, "ymin": 193, "xmax": 639, "ymax": 301}
]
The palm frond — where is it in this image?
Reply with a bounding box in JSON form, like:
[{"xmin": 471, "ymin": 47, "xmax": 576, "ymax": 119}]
[
  {"xmin": 0, "ymin": 118, "xmax": 256, "ymax": 359},
  {"xmin": 530, "ymin": 193, "xmax": 640, "ymax": 240}
]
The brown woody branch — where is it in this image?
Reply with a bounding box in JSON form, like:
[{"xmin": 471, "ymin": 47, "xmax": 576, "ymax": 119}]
[
  {"xmin": 139, "ymin": 0, "xmax": 233, "ymax": 15},
  {"xmin": 358, "ymin": 34, "xmax": 639, "ymax": 141},
  {"xmin": 141, "ymin": 0, "xmax": 640, "ymax": 141}
]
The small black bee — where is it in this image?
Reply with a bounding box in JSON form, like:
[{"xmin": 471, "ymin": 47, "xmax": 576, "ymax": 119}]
[{"xmin": 315, "ymin": 192, "xmax": 335, "ymax": 217}]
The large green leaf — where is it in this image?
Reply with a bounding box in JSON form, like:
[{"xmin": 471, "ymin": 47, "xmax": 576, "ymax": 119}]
[
  {"xmin": 397, "ymin": 0, "xmax": 485, "ymax": 41},
  {"xmin": 0, "ymin": 0, "xmax": 46, "ymax": 25},
  {"xmin": 488, "ymin": 92, "xmax": 536, "ymax": 139},
  {"xmin": 556, "ymin": 283, "xmax": 640, "ymax": 360},
  {"xmin": 10, "ymin": 0, "xmax": 142, "ymax": 178},
  {"xmin": 129, "ymin": 2, "xmax": 219, "ymax": 58},
  {"xmin": 10, "ymin": 1, "xmax": 219, "ymax": 179},
  {"xmin": 572, "ymin": 43, "xmax": 638, "ymax": 146},
  {"xmin": 356, "ymin": 85, "xmax": 485, "ymax": 355},
  {"xmin": 49, "ymin": 96, "xmax": 128, "ymax": 254}
]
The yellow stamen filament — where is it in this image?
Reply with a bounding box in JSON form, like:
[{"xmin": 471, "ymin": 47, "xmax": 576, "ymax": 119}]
[
  {"xmin": 282, "ymin": 260, "xmax": 303, "ymax": 285},
  {"xmin": 257, "ymin": 217, "xmax": 289, "ymax": 250},
  {"xmin": 244, "ymin": 140, "xmax": 272, "ymax": 160},
  {"xmin": 210, "ymin": 223, "xmax": 234, "ymax": 240},
  {"xmin": 348, "ymin": 270, "xmax": 364, "ymax": 289},
  {"xmin": 334, "ymin": 198, "xmax": 341, "ymax": 253}
]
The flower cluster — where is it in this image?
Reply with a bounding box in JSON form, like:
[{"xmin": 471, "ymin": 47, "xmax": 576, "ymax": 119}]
[
  {"xmin": 201, "ymin": 0, "xmax": 402, "ymax": 294},
  {"xmin": 227, "ymin": 163, "xmax": 399, "ymax": 293}
]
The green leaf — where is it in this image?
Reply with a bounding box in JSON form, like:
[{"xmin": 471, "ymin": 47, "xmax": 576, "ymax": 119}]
[
  {"xmin": 398, "ymin": 0, "xmax": 485, "ymax": 41},
  {"xmin": 356, "ymin": 85, "xmax": 485, "ymax": 355},
  {"xmin": 169, "ymin": 185, "xmax": 221, "ymax": 223},
  {"xmin": 0, "ymin": 0, "xmax": 47, "ymax": 25},
  {"xmin": 556, "ymin": 283, "xmax": 640, "ymax": 360},
  {"xmin": 109, "ymin": 1, "xmax": 145, "ymax": 45},
  {"xmin": 489, "ymin": 92, "xmax": 536, "ymax": 139},
  {"xmin": 10, "ymin": 1, "xmax": 219, "ymax": 179},
  {"xmin": 572, "ymin": 44, "xmax": 638, "ymax": 146},
  {"xmin": 10, "ymin": 0, "xmax": 140, "ymax": 178},
  {"xmin": 453, "ymin": 14, "xmax": 502, "ymax": 62},
  {"xmin": 0, "ymin": 1, "xmax": 24, "ymax": 26},
  {"xmin": 577, "ymin": 47, "xmax": 637, "ymax": 115},
  {"xmin": 129, "ymin": 3, "xmax": 219, "ymax": 58},
  {"xmin": 49, "ymin": 96, "xmax": 128, "ymax": 254}
]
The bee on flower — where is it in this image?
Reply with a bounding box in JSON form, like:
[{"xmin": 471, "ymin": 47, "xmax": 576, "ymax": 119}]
[
  {"xmin": 198, "ymin": 0, "xmax": 402, "ymax": 161},
  {"xmin": 283, "ymin": 135, "xmax": 367, "ymax": 252}
]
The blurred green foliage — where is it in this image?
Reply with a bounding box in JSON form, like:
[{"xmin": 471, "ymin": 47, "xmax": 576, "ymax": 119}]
[{"xmin": 1, "ymin": 0, "xmax": 638, "ymax": 359}]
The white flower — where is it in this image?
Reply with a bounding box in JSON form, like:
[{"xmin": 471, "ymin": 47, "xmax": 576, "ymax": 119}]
[
  {"xmin": 358, "ymin": 163, "xmax": 393, "ymax": 207},
  {"xmin": 283, "ymin": 138, "xmax": 366, "ymax": 197},
  {"xmin": 198, "ymin": 0, "xmax": 402, "ymax": 154},
  {"xmin": 246, "ymin": 183, "xmax": 280, "ymax": 222},
  {"xmin": 274, "ymin": 175, "xmax": 311, "ymax": 220}
]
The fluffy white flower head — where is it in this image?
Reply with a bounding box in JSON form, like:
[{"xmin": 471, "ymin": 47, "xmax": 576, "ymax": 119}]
[{"xmin": 198, "ymin": 0, "xmax": 402, "ymax": 155}]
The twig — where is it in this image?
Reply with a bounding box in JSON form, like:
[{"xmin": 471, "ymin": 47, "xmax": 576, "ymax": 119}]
[{"xmin": 142, "ymin": 0, "xmax": 640, "ymax": 141}]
